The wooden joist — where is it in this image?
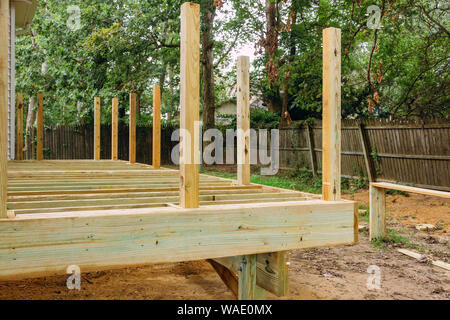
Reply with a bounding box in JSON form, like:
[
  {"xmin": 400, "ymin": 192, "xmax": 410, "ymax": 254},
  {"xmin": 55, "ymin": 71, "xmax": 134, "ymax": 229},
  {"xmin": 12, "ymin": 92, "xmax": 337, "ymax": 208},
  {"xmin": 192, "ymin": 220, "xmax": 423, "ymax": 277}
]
[
  {"xmin": 0, "ymin": 200, "xmax": 355, "ymax": 280},
  {"xmin": 371, "ymin": 182, "xmax": 450, "ymax": 199},
  {"xmin": 0, "ymin": 0, "xmax": 8, "ymax": 218}
]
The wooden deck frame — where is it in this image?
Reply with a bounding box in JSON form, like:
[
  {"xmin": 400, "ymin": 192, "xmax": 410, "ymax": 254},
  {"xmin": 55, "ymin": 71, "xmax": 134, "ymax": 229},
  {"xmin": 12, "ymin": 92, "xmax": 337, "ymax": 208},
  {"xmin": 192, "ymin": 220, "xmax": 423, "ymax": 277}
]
[{"xmin": 0, "ymin": 2, "xmax": 355, "ymax": 300}]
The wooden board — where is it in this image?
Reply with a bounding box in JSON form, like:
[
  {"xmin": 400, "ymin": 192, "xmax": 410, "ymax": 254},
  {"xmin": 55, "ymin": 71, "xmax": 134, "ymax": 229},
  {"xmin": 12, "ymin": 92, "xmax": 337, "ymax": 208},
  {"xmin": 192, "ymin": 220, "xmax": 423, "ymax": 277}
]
[
  {"xmin": 371, "ymin": 182, "xmax": 450, "ymax": 199},
  {"xmin": 153, "ymin": 85, "xmax": 161, "ymax": 169},
  {"xmin": 237, "ymin": 56, "xmax": 250, "ymax": 185},
  {"xmin": 0, "ymin": 199, "xmax": 355, "ymax": 280},
  {"xmin": 322, "ymin": 27, "xmax": 341, "ymax": 201},
  {"xmin": 111, "ymin": 98, "xmax": 118, "ymax": 160},
  {"xmin": 129, "ymin": 93, "xmax": 136, "ymax": 164},
  {"xmin": 179, "ymin": 2, "xmax": 200, "ymax": 208},
  {"xmin": 36, "ymin": 93, "xmax": 44, "ymax": 160},
  {"xmin": 94, "ymin": 97, "xmax": 101, "ymax": 160}
]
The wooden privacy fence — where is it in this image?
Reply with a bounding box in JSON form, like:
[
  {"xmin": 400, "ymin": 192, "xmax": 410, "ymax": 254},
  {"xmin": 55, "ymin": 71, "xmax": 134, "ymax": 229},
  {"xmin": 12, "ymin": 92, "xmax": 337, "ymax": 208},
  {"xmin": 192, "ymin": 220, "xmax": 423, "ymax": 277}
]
[
  {"xmin": 280, "ymin": 118, "xmax": 450, "ymax": 191},
  {"xmin": 22, "ymin": 118, "xmax": 450, "ymax": 191},
  {"xmin": 23, "ymin": 125, "xmax": 177, "ymax": 165}
]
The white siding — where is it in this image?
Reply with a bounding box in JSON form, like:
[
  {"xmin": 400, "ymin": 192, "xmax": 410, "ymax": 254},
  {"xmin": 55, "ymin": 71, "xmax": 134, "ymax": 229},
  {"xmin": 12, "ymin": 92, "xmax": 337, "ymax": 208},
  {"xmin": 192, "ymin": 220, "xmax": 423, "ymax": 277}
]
[{"xmin": 7, "ymin": 5, "xmax": 15, "ymax": 160}]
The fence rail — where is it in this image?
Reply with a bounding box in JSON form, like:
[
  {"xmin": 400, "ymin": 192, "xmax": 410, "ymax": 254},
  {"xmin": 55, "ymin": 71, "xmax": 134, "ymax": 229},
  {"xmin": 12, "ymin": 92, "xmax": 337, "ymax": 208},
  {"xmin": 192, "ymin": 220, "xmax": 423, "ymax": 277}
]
[{"xmin": 22, "ymin": 118, "xmax": 450, "ymax": 191}]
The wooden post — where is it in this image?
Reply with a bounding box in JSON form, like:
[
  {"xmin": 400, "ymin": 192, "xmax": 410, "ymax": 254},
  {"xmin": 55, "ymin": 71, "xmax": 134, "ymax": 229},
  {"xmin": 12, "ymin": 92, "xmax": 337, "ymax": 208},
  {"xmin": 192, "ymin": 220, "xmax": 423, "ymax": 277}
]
[
  {"xmin": 238, "ymin": 255, "xmax": 257, "ymax": 300},
  {"xmin": 0, "ymin": 0, "xmax": 9, "ymax": 218},
  {"xmin": 129, "ymin": 93, "xmax": 136, "ymax": 164},
  {"xmin": 358, "ymin": 123, "xmax": 376, "ymax": 182},
  {"xmin": 16, "ymin": 93, "xmax": 24, "ymax": 160},
  {"xmin": 322, "ymin": 27, "xmax": 341, "ymax": 201},
  {"xmin": 179, "ymin": 2, "xmax": 200, "ymax": 209},
  {"xmin": 36, "ymin": 93, "xmax": 44, "ymax": 160},
  {"xmin": 152, "ymin": 85, "xmax": 161, "ymax": 169},
  {"xmin": 306, "ymin": 125, "xmax": 318, "ymax": 177},
  {"xmin": 111, "ymin": 98, "xmax": 118, "ymax": 161},
  {"xmin": 94, "ymin": 97, "xmax": 101, "ymax": 160},
  {"xmin": 370, "ymin": 185, "xmax": 386, "ymax": 240},
  {"xmin": 237, "ymin": 56, "xmax": 250, "ymax": 185}
]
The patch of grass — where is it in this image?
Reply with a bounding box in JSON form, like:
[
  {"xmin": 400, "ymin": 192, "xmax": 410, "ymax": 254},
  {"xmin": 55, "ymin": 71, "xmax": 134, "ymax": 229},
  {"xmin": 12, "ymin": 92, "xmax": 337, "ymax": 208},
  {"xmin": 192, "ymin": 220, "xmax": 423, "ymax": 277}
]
[
  {"xmin": 372, "ymin": 229, "xmax": 412, "ymax": 248},
  {"xmin": 358, "ymin": 209, "xmax": 369, "ymax": 223}
]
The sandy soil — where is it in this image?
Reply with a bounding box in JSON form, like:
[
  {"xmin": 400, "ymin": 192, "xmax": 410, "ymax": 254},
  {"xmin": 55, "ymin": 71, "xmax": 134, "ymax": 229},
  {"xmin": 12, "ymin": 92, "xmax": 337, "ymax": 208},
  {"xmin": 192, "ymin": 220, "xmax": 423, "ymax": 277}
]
[{"xmin": 0, "ymin": 190, "xmax": 448, "ymax": 300}]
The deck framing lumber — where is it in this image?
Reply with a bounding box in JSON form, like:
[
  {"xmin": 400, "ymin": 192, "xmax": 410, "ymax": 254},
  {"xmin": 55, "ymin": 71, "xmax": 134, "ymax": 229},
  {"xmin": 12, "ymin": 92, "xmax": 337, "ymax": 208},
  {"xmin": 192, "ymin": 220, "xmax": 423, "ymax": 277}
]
[
  {"xmin": 0, "ymin": 0, "xmax": 8, "ymax": 218},
  {"xmin": 153, "ymin": 85, "xmax": 161, "ymax": 169}
]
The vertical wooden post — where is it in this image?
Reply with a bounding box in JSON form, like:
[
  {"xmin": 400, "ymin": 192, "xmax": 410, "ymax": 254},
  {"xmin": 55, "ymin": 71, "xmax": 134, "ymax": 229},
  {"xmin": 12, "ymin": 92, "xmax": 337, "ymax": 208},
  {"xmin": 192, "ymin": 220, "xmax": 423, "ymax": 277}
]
[
  {"xmin": 94, "ymin": 97, "xmax": 101, "ymax": 160},
  {"xmin": 238, "ymin": 255, "xmax": 257, "ymax": 300},
  {"xmin": 129, "ymin": 93, "xmax": 136, "ymax": 164},
  {"xmin": 370, "ymin": 185, "xmax": 386, "ymax": 240},
  {"xmin": 237, "ymin": 56, "xmax": 250, "ymax": 185},
  {"xmin": 16, "ymin": 93, "xmax": 24, "ymax": 160},
  {"xmin": 322, "ymin": 27, "xmax": 341, "ymax": 201},
  {"xmin": 111, "ymin": 98, "xmax": 118, "ymax": 161},
  {"xmin": 358, "ymin": 123, "xmax": 376, "ymax": 182},
  {"xmin": 179, "ymin": 2, "xmax": 200, "ymax": 209},
  {"xmin": 153, "ymin": 85, "xmax": 161, "ymax": 169},
  {"xmin": 306, "ymin": 125, "xmax": 318, "ymax": 177},
  {"xmin": 36, "ymin": 93, "xmax": 44, "ymax": 161},
  {"xmin": 0, "ymin": 0, "xmax": 9, "ymax": 218}
]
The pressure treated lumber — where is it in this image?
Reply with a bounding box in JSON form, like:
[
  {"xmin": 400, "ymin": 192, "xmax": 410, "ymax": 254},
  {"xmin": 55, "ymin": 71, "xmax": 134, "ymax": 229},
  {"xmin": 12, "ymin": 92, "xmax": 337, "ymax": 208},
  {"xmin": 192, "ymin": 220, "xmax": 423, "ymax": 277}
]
[
  {"xmin": 237, "ymin": 56, "xmax": 250, "ymax": 185},
  {"xmin": 369, "ymin": 185, "xmax": 386, "ymax": 240},
  {"xmin": 94, "ymin": 97, "xmax": 101, "ymax": 160},
  {"xmin": 322, "ymin": 27, "xmax": 341, "ymax": 201},
  {"xmin": 371, "ymin": 182, "xmax": 450, "ymax": 199},
  {"xmin": 153, "ymin": 85, "xmax": 161, "ymax": 169},
  {"xmin": 129, "ymin": 93, "xmax": 136, "ymax": 164},
  {"xmin": 0, "ymin": 200, "xmax": 355, "ymax": 280},
  {"xmin": 0, "ymin": 0, "xmax": 9, "ymax": 218},
  {"xmin": 36, "ymin": 93, "xmax": 44, "ymax": 160},
  {"xmin": 238, "ymin": 255, "xmax": 257, "ymax": 300},
  {"xmin": 16, "ymin": 93, "xmax": 24, "ymax": 160},
  {"xmin": 111, "ymin": 98, "xmax": 118, "ymax": 160},
  {"xmin": 179, "ymin": 2, "xmax": 200, "ymax": 208}
]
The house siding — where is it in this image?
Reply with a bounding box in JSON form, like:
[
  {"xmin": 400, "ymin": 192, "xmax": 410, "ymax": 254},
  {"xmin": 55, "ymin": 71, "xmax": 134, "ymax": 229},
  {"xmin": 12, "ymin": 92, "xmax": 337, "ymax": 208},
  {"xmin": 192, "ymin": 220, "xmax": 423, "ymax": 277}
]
[{"xmin": 7, "ymin": 5, "xmax": 15, "ymax": 160}]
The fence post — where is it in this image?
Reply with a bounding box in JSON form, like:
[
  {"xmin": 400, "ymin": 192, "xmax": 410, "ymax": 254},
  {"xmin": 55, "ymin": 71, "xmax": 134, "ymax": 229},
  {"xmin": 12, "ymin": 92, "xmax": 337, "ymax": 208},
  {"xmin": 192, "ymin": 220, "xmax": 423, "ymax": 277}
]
[
  {"xmin": 237, "ymin": 56, "xmax": 251, "ymax": 185},
  {"xmin": 322, "ymin": 27, "xmax": 341, "ymax": 201},
  {"xmin": 0, "ymin": 0, "xmax": 9, "ymax": 218},
  {"xmin": 16, "ymin": 93, "xmax": 23, "ymax": 160},
  {"xmin": 153, "ymin": 85, "xmax": 161, "ymax": 169},
  {"xmin": 306, "ymin": 125, "xmax": 318, "ymax": 177},
  {"xmin": 129, "ymin": 93, "xmax": 136, "ymax": 164},
  {"xmin": 36, "ymin": 93, "xmax": 44, "ymax": 160},
  {"xmin": 358, "ymin": 123, "xmax": 376, "ymax": 182},
  {"xmin": 370, "ymin": 185, "xmax": 386, "ymax": 240},
  {"xmin": 111, "ymin": 98, "xmax": 118, "ymax": 161},
  {"xmin": 94, "ymin": 97, "xmax": 101, "ymax": 160},
  {"xmin": 179, "ymin": 2, "xmax": 200, "ymax": 208}
]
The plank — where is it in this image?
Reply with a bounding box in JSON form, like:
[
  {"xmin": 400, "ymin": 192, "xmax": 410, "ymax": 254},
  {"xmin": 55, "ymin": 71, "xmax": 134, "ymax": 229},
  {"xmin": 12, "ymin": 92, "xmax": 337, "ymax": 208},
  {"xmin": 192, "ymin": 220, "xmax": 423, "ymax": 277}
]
[
  {"xmin": 369, "ymin": 185, "xmax": 386, "ymax": 240},
  {"xmin": 0, "ymin": 0, "xmax": 8, "ymax": 218},
  {"xmin": 322, "ymin": 27, "xmax": 341, "ymax": 201},
  {"xmin": 36, "ymin": 93, "xmax": 44, "ymax": 160},
  {"xmin": 153, "ymin": 85, "xmax": 161, "ymax": 169},
  {"xmin": 256, "ymin": 252, "xmax": 289, "ymax": 297},
  {"xmin": 111, "ymin": 98, "xmax": 118, "ymax": 160},
  {"xmin": 179, "ymin": 2, "xmax": 200, "ymax": 208},
  {"xmin": 207, "ymin": 259, "xmax": 239, "ymax": 298},
  {"xmin": 16, "ymin": 93, "xmax": 24, "ymax": 160},
  {"xmin": 398, "ymin": 249, "xmax": 450, "ymax": 271},
  {"xmin": 371, "ymin": 182, "xmax": 450, "ymax": 199},
  {"xmin": 238, "ymin": 255, "xmax": 257, "ymax": 300},
  {"xmin": 237, "ymin": 56, "xmax": 251, "ymax": 185},
  {"xmin": 94, "ymin": 97, "xmax": 101, "ymax": 160},
  {"xmin": 0, "ymin": 200, "xmax": 355, "ymax": 280},
  {"xmin": 129, "ymin": 93, "xmax": 136, "ymax": 164}
]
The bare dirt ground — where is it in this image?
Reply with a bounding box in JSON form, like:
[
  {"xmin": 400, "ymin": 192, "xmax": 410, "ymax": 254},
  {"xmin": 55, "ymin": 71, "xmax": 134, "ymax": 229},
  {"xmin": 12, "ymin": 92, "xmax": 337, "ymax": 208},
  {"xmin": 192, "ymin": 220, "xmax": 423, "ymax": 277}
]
[{"xmin": 0, "ymin": 190, "xmax": 448, "ymax": 300}]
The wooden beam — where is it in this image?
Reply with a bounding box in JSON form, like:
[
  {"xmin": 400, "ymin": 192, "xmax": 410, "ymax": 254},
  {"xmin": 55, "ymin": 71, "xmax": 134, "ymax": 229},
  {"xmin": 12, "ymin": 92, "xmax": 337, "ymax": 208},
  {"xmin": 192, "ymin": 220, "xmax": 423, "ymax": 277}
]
[
  {"xmin": 152, "ymin": 85, "xmax": 161, "ymax": 169},
  {"xmin": 237, "ymin": 56, "xmax": 250, "ymax": 185},
  {"xmin": 111, "ymin": 98, "xmax": 118, "ymax": 161},
  {"xmin": 256, "ymin": 252, "xmax": 289, "ymax": 297},
  {"xmin": 358, "ymin": 123, "xmax": 376, "ymax": 182},
  {"xmin": 36, "ymin": 93, "xmax": 44, "ymax": 161},
  {"xmin": 129, "ymin": 93, "xmax": 136, "ymax": 164},
  {"xmin": 207, "ymin": 259, "xmax": 239, "ymax": 298},
  {"xmin": 322, "ymin": 27, "xmax": 341, "ymax": 201},
  {"xmin": 369, "ymin": 185, "xmax": 386, "ymax": 240},
  {"xmin": 238, "ymin": 255, "xmax": 257, "ymax": 300},
  {"xmin": 94, "ymin": 97, "xmax": 101, "ymax": 160},
  {"xmin": 179, "ymin": 2, "xmax": 200, "ymax": 208},
  {"xmin": 0, "ymin": 0, "xmax": 9, "ymax": 218},
  {"xmin": 371, "ymin": 182, "xmax": 450, "ymax": 199},
  {"xmin": 0, "ymin": 200, "xmax": 355, "ymax": 280},
  {"xmin": 16, "ymin": 93, "xmax": 24, "ymax": 160}
]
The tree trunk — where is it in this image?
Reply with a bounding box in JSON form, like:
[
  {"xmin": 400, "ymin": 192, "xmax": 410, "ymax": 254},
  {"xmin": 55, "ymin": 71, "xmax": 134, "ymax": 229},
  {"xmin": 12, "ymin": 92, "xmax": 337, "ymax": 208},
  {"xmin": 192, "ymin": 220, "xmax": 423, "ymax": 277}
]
[
  {"xmin": 201, "ymin": 2, "xmax": 216, "ymax": 130},
  {"xmin": 24, "ymin": 96, "xmax": 36, "ymax": 154},
  {"xmin": 264, "ymin": 0, "xmax": 280, "ymax": 114}
]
